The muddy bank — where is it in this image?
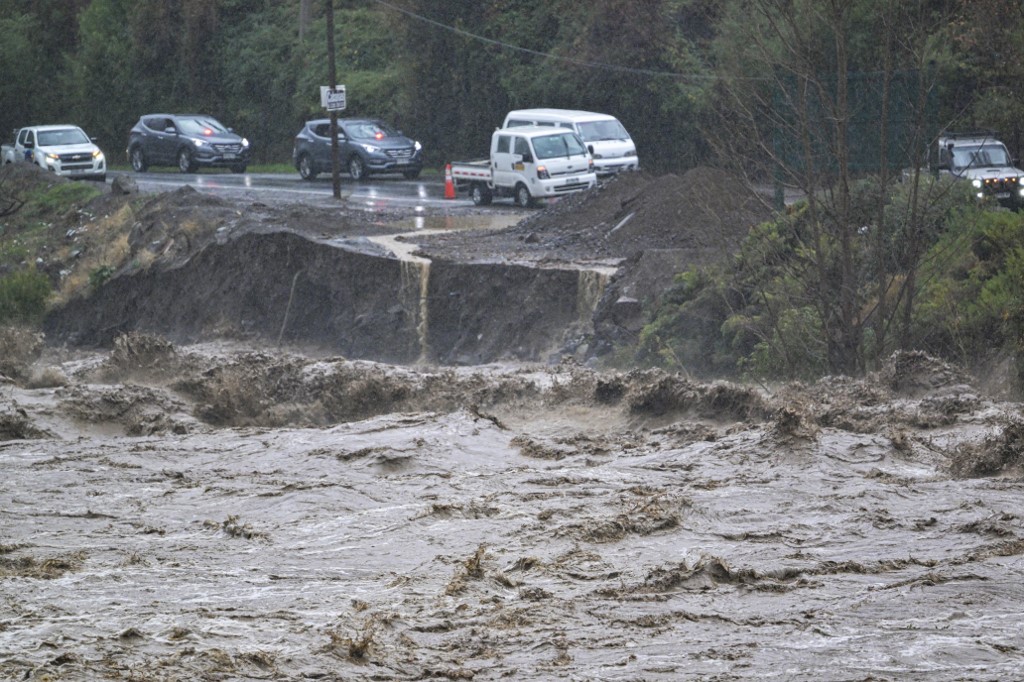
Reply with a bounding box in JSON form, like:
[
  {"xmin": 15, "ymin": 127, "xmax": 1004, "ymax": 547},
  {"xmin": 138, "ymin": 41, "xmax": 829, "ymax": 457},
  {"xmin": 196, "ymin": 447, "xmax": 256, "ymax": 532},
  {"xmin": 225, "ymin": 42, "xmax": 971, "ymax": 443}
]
[
  {"xmin": 34, "ymin": 166, "xmax": 770, "ymax": 365},
  {"xmin": 43, "ymin": 230, "xmax": 597, "ymax": 364},
  {"xmin": 3, "ymin": 342, "xmax": 1024, "ymax": 680}
]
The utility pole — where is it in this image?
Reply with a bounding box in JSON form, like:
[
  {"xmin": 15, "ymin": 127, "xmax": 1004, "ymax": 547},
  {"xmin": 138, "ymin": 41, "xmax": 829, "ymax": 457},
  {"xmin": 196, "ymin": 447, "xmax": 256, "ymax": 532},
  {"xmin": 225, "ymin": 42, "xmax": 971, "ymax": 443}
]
[{"xmin": 325, "ymin": 0, "xmax": 341, "ymax": 199}]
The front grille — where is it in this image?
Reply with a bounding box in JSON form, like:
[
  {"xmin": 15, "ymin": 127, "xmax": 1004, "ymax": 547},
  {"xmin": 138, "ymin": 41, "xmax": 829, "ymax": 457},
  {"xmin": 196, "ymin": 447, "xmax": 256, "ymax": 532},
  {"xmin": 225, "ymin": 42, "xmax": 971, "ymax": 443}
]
[
  {"xmin": 213, "ymin": 143, "xmax": 242, "ymax": 153},
  {"xmin": 554, "ymin": 181, "xmax": 591, "ymax": 193},
  {"xmin": 61, "ymin": 163, "xmax": 94, "ymax": 170},
  {"xmin": 58, "ymin": 152, "xmax": 93, "ymax": 163},
  {"xmin": 550, "ymin": 168, "xmax": 589, "ymax": 178},
  {"xmin": 385, "ymin": 148, "xmax": 414, "ymax": 159}
]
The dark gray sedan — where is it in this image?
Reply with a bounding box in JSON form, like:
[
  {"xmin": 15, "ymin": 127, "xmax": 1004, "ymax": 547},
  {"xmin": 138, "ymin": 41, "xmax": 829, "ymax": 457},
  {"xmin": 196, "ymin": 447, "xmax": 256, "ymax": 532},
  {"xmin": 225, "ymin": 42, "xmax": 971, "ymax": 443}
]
[{"xmin": 292, "ymin": 118, "xmax": 423, "ymax": 181}]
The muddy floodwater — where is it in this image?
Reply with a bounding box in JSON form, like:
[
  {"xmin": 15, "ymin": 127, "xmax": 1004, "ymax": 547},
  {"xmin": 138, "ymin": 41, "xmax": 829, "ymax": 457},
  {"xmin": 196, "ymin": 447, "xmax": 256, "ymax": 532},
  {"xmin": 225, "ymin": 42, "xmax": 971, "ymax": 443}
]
[{"xmin": 2, "ymin": 342, "xmax": 1024, "ymax": 681}]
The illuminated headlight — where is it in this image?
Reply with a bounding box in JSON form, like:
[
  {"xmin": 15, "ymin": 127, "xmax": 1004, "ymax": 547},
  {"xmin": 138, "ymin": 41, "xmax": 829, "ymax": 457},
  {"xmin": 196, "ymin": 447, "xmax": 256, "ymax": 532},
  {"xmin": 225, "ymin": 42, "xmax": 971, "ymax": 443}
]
[
  {"xmin": 536, "ymin": 165, "xmax": 550, "ymax": 179},
  {"xmin": 1019, "ymin": 187, "xmax": 1024, "ymax": 197},
  {"xmin": 414, "ymin": 141, "xmax": 422, "ymax": 151},
  {"xmin": 360, "ymin": 143, "xmax": 380, "ymax": 153},
  {"xmin": 977, "ymin": 192, "xmax": 985, "ymax": 199},
  {"xmin": 46, "ymin": 152, "xmax": 59, "ymax": 160},
  {"xmin": 241, "ymin": 138, "xmax": 250, "ymax": 148},
  {"xmin": 972, "ymin": 179, "xmax": 982, "ymax": 189},
  {"xmin": 93, "ymin": 150, "xmax": 104, "ymax": 160},
  {"xmin": 191, "ymin": 138, "xmax": 207, "ymax": 147}
]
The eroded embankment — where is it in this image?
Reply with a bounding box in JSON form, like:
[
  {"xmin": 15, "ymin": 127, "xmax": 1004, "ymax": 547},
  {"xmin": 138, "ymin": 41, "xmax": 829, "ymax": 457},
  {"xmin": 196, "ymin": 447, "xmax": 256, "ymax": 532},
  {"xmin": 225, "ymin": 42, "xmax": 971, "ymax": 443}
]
[{"xmin": 42, "ymin": 231, "xmax": 600, "ymax": 364}]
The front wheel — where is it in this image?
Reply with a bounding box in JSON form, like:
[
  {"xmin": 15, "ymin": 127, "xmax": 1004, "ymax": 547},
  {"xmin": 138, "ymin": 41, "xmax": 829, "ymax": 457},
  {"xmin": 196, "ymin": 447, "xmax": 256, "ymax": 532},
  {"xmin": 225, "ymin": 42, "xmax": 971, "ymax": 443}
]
[
  {"xmin": 298, "ymin": 153, "xmax": 318, "ymax": 180},
  {"xmin": 471, "ymin": 183, "xmax": 493, "ymax": 206},
  {"xmin": 514, "ymin": 183, "xmax": 533, "ymax": 208},
  {"xmin": 178, "ymin": 148, "xmax": 197, "ymax": 173},
  {"xmin": 129, "ymin": 146, "xmax": 148, "ymax": 172},
  {"xmin": 348, "ymin": 155, "xmax": 366, "ymax": 181}
]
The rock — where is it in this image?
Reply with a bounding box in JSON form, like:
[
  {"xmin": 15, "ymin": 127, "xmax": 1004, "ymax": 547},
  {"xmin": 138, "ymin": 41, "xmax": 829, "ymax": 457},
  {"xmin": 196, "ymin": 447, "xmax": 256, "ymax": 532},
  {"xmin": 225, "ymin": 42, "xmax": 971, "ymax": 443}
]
[{"xmin": 111, "ymin": 174, "xmax": 138, "ymax": 195}]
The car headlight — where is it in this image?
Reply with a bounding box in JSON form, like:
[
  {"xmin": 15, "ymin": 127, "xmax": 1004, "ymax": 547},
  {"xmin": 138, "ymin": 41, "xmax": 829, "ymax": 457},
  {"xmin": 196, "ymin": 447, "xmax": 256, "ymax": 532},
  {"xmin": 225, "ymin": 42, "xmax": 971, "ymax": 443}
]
[
  {"xmin": 972, "ymin": 179, "xmax": 982, "ymax": 189},
  {"xmin": 46, "ymin": 152, "xmax": 59, "ymax": 161},
  {"xmin": 360, "ymin": 143, "xmax": 380, "ymax": 154},
  {"xmin": 93, "ymin": 150, "xmax": 104, "ymax": 160},
  {"xmin": 414, "ymin": 141, "xmax": 422, "ymax": 151},
  {"xmin": 191, "ymin": 138, "xmax": 207, "ymax": 147},
  {"xmin": 241, "ymin": 138, "xmax": 250, "ymax": 148}
]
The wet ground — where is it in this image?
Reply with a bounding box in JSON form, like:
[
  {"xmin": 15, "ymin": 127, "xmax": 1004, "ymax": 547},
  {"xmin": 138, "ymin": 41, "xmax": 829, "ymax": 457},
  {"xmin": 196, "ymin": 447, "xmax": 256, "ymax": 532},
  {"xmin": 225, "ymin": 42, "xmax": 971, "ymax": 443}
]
[{"xmin": 3, "ymin": 340, "xmax": 1024, "ymax": 680}]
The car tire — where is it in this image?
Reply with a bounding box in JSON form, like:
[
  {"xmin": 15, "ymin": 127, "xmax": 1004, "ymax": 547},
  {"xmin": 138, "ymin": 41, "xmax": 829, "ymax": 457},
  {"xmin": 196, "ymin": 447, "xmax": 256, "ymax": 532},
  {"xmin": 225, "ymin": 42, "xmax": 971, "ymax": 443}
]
[
  {"xmin": 348, "ymin": 155, "xmax": 366, "ymax": 181},
  {"xmin": 129, "ymin": 145, "xmax": 148, "ymax": 172},
  {"xmin": 402, "ymin": 169, "xmax": 421, "ymax": 180},
  {"xmin": 471, "ymin": 183, "xmax": 493, "ymax": 206},
  {"xmin": 178, "ymin": 148, "xmax": 198, "ymax": 173},
  {"xmin": 514, "ymin": 183, "xmax": 533, "ymax": 208},
  {"xmin": 298, "ymin": 153, "xmax": 318, "ymax": 180}
]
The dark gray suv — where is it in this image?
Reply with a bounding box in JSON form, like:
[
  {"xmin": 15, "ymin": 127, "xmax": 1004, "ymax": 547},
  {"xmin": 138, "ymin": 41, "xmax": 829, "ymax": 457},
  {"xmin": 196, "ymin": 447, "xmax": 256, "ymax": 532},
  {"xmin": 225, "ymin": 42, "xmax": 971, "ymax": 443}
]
[
  {"xmin": 292, "ymin": 118, "xmax": 423, "ymax": 181},
  {"xmin": 127, "ymin": 114, "xmax": 251, "ymax": 173}
]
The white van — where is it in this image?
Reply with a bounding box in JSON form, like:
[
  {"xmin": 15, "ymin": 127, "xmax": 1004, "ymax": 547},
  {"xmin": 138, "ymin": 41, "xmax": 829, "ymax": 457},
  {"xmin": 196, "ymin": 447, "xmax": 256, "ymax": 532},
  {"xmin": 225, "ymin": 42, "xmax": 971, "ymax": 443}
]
[{"xmin": 502, "ymin": 109, "xmax": 639, "ymax": 176}]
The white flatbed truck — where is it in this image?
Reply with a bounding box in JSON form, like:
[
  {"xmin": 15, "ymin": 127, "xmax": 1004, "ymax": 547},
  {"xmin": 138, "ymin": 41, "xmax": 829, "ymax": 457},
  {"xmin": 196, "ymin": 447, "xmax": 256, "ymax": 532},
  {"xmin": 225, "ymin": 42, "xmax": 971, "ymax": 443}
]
[{"xmin": 450, "ymin": 126, "xmax": 597, "ymax": 207}]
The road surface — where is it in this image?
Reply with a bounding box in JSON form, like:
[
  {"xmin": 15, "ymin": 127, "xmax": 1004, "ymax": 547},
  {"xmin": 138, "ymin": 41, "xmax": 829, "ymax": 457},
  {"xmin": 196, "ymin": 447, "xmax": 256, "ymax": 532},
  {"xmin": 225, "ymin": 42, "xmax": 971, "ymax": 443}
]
[{"xmin": 114, "ymin": 170, "xmax": 468, "ymax": 210}]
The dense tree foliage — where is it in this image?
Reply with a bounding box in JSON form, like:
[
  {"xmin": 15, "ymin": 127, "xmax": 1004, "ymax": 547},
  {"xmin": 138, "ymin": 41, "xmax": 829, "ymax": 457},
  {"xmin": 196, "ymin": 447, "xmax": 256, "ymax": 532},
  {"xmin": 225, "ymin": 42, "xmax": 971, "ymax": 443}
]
[{"xmin": 0, "ymin": 0, "xmax": 1017, "ymax": 169}]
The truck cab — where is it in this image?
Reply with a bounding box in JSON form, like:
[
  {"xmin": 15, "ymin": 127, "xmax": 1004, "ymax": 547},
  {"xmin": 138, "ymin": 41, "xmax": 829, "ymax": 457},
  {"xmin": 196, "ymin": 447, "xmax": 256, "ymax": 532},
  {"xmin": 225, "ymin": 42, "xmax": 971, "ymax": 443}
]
[{"xmin": 485, "ymin": 126, "xmax": 597, "ymax": 207}]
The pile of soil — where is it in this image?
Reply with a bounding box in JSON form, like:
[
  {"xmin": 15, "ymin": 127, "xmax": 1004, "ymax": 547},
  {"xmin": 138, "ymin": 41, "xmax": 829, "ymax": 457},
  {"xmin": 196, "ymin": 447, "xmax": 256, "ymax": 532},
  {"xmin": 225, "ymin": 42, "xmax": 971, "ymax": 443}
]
[{"xmin": 416, "ymin": 167, "xmax": 773, "ymax": 264}]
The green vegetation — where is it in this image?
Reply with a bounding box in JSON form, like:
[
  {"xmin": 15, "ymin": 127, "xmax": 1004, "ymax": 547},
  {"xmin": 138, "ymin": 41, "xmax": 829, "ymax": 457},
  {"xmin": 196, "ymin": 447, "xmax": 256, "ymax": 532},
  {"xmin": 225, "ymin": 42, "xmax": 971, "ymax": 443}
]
[{"xmin": 0, "ymin": 268, "xmax": 51, "ymax": 324}]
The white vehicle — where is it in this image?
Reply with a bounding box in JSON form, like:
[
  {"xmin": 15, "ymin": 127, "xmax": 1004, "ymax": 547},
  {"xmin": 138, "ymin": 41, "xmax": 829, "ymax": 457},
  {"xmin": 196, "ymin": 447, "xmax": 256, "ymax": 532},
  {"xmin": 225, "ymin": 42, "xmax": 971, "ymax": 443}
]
[
  {"xmin": 933, "ymin": 132, "xmax": 1024, "ymax": 209},
  {"xmin": 450, "ymin": 126, "xmax": 598, "ymax": 207},
  {"xmin": 502, "ymin": 108, "xmax": 638, "ymax": 176},
  {"xmin": 1, "ymin": 125, "xmax": 106, "ymax": 182}
]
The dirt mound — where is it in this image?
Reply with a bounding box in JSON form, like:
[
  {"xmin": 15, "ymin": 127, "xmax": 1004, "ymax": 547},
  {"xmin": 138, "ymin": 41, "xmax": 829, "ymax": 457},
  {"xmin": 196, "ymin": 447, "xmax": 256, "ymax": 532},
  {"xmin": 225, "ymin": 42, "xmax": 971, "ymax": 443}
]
[{"xmin": 417, "ymin": 167, "xmax": 772, "ymax": 263}]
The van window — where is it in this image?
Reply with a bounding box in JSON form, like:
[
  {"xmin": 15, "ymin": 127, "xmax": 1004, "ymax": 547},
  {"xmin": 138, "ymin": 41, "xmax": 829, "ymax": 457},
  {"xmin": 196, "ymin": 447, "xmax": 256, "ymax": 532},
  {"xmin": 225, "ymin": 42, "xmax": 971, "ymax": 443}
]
[
  {"xmin": 506, "ymin": 119, "xmax": 530, "ymax": 128},
  {"xmin": 576, "ymin": 119, "xmax": 630, "ymax": 142},
  {"xmin": 513, "ymin": 137, "xmax": 531, "ymax": 156},
  {"xmin": 496, "ymin": 135, "xmax": 511, "ymax": 153}
]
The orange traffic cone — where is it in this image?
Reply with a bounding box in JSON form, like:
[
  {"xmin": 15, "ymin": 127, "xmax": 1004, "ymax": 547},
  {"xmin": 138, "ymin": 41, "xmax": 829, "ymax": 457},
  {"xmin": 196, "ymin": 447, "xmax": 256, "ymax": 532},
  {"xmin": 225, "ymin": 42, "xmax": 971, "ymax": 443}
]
[{"xmin": 444, "ymin": 163, "xmax": 456, "ymax": 200}]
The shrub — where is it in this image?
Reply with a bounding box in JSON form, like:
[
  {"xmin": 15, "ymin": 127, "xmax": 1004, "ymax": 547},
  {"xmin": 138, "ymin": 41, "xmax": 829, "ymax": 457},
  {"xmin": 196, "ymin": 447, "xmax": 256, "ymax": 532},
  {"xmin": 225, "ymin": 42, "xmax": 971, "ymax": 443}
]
[{"xmin": 0, "ymin": 268, "xmax": 52, "ymax": 324}]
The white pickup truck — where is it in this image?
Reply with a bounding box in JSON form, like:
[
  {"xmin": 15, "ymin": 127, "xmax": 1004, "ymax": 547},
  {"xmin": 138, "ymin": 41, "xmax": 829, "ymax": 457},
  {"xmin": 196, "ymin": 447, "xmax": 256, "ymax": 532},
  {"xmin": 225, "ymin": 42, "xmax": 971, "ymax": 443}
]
[
  {"xmin": 450, "ymin": 126, "xmax": 597, "ymax": 207},
  {"xmin": 1, "ymin": 125, "xmax": 107, "ymax": 181}
]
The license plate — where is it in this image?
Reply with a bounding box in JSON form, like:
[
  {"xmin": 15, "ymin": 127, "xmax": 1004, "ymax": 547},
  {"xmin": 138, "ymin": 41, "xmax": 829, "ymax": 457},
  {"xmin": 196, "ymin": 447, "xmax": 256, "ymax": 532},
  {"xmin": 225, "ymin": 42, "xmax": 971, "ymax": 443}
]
[
  {"xmin": 997, "ymin": 192, "xmax": 1010, "ymax": 199},
  {"xmin": 224, "ymin": 153, "xmax": 237, "ymax": 160},
  {"xmin": 394, "ymin": 158, "xmax": 409, "ymax": 165}
]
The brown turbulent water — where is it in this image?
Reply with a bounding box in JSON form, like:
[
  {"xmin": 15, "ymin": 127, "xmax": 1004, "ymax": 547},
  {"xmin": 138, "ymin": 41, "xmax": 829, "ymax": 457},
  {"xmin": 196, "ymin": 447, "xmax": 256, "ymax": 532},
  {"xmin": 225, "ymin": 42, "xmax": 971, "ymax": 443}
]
[{"xmin": 2, "ymin": 340, "xmax": 1024, "ymax": 681}]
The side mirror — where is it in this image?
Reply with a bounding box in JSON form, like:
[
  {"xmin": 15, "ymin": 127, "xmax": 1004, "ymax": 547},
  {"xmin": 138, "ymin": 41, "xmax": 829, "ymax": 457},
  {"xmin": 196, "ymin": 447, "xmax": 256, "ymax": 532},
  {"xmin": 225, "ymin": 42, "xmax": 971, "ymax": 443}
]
[
  {"xmin": 165, "ymin": 126, "xmax": 176, "ymax": 134},
  {"xmin": 587, "ymin": 144, "xmax": 595, "ymax": 155}
]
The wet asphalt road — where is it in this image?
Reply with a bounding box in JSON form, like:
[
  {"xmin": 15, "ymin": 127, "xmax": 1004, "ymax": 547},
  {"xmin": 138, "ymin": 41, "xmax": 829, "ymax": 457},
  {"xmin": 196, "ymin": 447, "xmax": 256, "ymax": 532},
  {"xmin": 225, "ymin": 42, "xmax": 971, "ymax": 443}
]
[{"xmin": 112, "ymin": 170, "xmax": 469, "ymax": 210}]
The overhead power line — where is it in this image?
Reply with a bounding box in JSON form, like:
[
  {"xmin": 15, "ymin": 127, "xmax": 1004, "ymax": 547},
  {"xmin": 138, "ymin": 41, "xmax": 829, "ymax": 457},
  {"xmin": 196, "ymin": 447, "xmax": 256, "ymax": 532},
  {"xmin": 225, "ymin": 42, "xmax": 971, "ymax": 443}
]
[{"xmin": 368, "ymin": 0, "xmax": 716, "ymax": 81}]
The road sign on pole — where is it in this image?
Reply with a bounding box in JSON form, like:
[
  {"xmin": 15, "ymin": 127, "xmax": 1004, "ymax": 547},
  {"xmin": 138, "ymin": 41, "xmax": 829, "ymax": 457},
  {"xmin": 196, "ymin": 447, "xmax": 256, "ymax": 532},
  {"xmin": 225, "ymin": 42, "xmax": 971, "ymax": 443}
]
[{"xmin": 320, "ymin": 85, "xmax": 346, "ymax": 112}]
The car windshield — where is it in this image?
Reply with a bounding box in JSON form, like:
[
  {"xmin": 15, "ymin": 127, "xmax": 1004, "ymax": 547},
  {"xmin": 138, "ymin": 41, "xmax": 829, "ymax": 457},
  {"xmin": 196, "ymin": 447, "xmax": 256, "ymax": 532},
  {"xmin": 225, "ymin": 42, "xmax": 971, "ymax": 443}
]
[
  {"xmin": 344, "ymin": 121, "xmax": 399, "ymax": 140},
  {"xmin": 576, "ymin": 119, "xmax": 629, "ymax": 142},
  {"xmin": 177, "ymin": 117, "xmax": 229, "ymax": 136},
  {"xmin": 532, "ymin": 132, "xmax": 588, "ymax": 160},
  {"xmin": 37, "ymin": 128, "xmax": 90, "ymax": 146},
  {"xmin": 951, "ymin": 144, "xmax": 1012, "ymax": 169}
]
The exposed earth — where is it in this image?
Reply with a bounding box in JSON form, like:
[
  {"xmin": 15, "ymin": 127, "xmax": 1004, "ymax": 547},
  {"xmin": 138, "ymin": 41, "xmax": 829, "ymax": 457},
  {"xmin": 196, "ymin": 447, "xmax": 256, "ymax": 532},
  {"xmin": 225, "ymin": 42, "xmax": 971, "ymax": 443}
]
[{"xmin": 3, "ymin": 164, "xmax": 1024, "ymax": 680}]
